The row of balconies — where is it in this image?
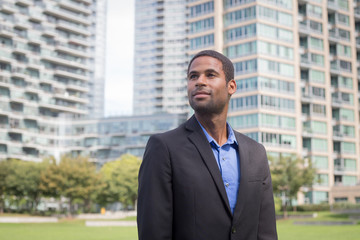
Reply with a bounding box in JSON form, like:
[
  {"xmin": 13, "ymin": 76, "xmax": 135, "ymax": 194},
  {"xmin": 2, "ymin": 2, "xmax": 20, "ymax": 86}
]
[
  {"xmin": 0, "ymin": 32, "xmax": 90, "ymax": 64},
  {"xmin": 0, "ymin": 84, "xmax": 87, "ymax": 104},
  {"xmin": 43, "ymin": 3, "xmax": 90, "ymax": 26}
]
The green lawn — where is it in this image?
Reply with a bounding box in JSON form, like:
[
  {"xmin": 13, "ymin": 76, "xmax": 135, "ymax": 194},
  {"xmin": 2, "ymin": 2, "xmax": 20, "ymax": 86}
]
[
  {"xmin": 0, "ymin": 212, "xmax": 359, "ymax": 240},
  {"xmin": 0, "ymin": 219, "xmax": 138, "ymax": 240}
]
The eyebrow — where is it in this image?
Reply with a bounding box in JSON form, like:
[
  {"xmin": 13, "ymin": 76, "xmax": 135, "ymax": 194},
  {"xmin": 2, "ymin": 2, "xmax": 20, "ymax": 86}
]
[{"xmin": 188, "ymin": 69, "xmax": 219, "ymax": 76}]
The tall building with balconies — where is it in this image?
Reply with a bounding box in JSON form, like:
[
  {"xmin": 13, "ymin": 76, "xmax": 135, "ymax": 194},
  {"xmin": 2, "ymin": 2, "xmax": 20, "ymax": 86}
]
[
  {"xmin": 185, "ymin": 0, "xmax": 360, "ymax": 205},
  {"xmin": 0, "ymin": 0, "xmax": 106, "ymax": 161},
  {"xmin": 133, "ymin": 0, "xmax": 189, "ymax": 115}
]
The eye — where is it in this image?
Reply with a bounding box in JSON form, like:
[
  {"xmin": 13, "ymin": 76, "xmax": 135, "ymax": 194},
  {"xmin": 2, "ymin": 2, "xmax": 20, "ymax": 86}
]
[
  {"xmin": 189, "ymin": 74, "xmax": 198, "ymax": 80},
  {"xmin": 207, "ymin": 73, "xmax": 216, "ymax": 78}
]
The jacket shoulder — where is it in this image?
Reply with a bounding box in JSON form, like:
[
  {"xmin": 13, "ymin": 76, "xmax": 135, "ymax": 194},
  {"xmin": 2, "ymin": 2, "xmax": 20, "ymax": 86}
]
[{"xmin": 149, "ymin": 121, "xmax": 187, "ymax": 141}]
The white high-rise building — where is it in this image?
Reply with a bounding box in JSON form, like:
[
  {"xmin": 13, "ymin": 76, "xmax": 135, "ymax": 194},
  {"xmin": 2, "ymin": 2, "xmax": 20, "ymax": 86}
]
[
  {"xmin": 0, "ymin": 0, "xmax": 106, "ymax": 161},
  {"xmin": 133, "ymin": 0, "xmax": 189, "ymax": 115}
]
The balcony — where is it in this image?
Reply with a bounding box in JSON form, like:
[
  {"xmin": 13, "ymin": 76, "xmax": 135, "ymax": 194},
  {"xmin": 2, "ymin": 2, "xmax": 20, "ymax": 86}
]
[
  {"xmin": 58, "ymin": 0, "xmax": 92, "ymax": 15},
  {"xmin": 327, "ymin": 0, "xmax": 349, "ymax": 11},
  {"xmin": 55, "ymin": 43, "xmax": 90, "ymax": 58},
  {"xmin": 29, "ymin": 8, "xmax": 45, "ymax": 22},
  {"xmin": 330, "ymin": 60, "xmax": 352, "ymax": 74},
  {"xmin": 42, "ymin": 53, "xmax": 89, "ymax": 70},
  {"xmin": 65, "ymin": 83, "xmax": 88, "ymax": 93},
  {"xmin": 54, "ymin": 93, "xmax": 89, "ymax": 104},
  {"xmin": 68, "ymin": 35, "xmax": 90, "ymax": 47},
  {"xmin": 55, "ymin": 20, "xmax": 90, "ymax": 36},
  {"xmin": 39, "ymin": 100, "xmax": 88, "ymax": 115},
  {"xmin": 0, "ymin": 25, "xmax": 15, "ymax": 38},
  {"xmin": 43, "ymin": 4, "xmax": 90, "ymax": 26},
  {"xmin": 298, "ymin": 20, "xmax": 322, "ymax": 35},
  {"xmin": 328, "ymin": 28, "xmax": 350, "ymax": 43},
  {"xmin": 54, "ymin": 67, "xmax": 89, "ymax": 82},
  {"xmin": 355, "ymin": 7, "xmax": 360, "ymax": 21},
  {"xmin": 0, "ymin": 1, "xmax": 16, "ymax": 13},
  {"xmin": 14, "ymin": 17, "xmax": 30, "ymax": 30}
]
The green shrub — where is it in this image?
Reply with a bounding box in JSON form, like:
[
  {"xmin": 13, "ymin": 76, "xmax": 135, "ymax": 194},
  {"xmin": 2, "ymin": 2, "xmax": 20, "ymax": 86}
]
[
  {"xmin": 280, "ymin": 203, "xmax": 330, "ymax": 212},
  {"xmin": 332, "ymin": 202, "xmax": 360, "ymax": 211}
]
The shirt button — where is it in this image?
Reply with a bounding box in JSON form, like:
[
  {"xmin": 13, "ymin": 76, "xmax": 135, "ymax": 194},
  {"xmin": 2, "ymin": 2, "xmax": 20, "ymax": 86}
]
[
  {"xmin": 231, "ymin": 227, "xmax": 236, "ymax": 234},
  {"xmin": 225, "ymin": 183, "xmax": 229, "ymax": 187},
  {"xmin": 222, "ymin": 157, "xmax": 225, "ymax": 161}
]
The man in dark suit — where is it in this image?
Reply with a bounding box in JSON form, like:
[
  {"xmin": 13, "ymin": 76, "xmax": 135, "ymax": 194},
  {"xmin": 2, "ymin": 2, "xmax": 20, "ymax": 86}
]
[{"xmin": 137, "ymin": 50, "xmax": 278, "ymax": 240}]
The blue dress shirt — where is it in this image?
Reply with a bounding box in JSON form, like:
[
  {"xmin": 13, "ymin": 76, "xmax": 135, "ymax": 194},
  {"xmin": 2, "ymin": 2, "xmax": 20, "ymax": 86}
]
[{"xmin": 198, "ymin": 122, "xmax": 240, "ymax": 214}]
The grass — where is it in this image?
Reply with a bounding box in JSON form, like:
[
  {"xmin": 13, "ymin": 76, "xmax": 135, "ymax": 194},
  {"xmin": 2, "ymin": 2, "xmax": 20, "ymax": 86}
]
[
  {"xmin": 0, "ymin": 219, "xmax": 138, "ymax": 240},
  {"xmin": 1, "ymin": 212, "xmax": 359, "ymax": 240},
  {"xmin": 277, "ymin": 212, "xmax": 360, "ymax": 240}
]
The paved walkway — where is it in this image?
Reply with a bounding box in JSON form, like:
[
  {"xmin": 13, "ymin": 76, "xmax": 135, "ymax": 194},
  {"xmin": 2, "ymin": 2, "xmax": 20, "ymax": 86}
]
[
  {"xmin": 85, "ymin": 220, "xmax": 137, "ymax": 227},
  {"xmin": 293, "ymin": 221, "xmax": 357, "ymax": 225},
  {"xmin": 77, "ymin": 211, "xmax": 136, "ymax": 220},
  {"xmin": 0, "ymin": 217, "xmax": 58, "ymax": 223}
]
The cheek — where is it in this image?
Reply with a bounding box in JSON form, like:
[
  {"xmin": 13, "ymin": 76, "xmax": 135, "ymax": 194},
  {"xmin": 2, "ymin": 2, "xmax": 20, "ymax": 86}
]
[{"xmin": 187, "ymin": 82, "xmax": 193, "ymax": 94}]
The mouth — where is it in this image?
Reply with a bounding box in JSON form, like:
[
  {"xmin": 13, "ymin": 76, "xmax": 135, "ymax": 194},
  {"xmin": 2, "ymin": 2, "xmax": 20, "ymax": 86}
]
[{"xmin": 192, "ymin": 90, "xmax": 211, "ymax": 98}]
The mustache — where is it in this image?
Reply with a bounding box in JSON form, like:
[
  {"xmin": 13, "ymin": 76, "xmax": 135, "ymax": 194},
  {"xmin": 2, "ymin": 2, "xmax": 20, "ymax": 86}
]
[{"xmin": 191, "ymin": 88, "xmax": 211, "ymax": 96}]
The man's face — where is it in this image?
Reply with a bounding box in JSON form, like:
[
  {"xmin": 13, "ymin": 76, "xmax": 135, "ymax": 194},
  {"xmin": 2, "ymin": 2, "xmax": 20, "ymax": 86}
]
[{"xmin": 187, "ymin": 56, "xmax": 236, "ymax": 115}]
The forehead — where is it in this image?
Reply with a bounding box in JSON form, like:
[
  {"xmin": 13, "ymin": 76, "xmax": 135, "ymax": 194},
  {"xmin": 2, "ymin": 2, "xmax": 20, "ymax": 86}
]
[{"xmin": 189, "ymin": 56, "xmax": 223, "ymax": 72}]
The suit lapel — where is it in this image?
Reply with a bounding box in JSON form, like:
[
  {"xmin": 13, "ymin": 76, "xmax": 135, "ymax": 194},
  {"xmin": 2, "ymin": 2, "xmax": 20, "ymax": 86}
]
[
  {"xmin": 232, "ymin": 132, "xmax": 250, "ymax": 221},
  {"xmin": 185, "ymin": 116, "xmax": 232, "ymax": 215}
]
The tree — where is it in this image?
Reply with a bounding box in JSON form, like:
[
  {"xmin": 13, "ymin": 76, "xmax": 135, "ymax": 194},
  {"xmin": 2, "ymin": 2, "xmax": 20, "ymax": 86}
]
[
  {"xmin": 40, "ymin": 155, "xmax": 102, "ymax": 216},
  {"xmin": 269, "ymin": 155, "xmax": 316, "ymax": 218},
  {"xmin": 98, "ymin": 154, "xmax": 141, "ymax": 209},
  {"xmin": 5, "ymin": 159, "xmax": 48, "ymax": 213},
  {"xmin": 0, "ymin": 160, "xmax": 9, "ymax": 213}
]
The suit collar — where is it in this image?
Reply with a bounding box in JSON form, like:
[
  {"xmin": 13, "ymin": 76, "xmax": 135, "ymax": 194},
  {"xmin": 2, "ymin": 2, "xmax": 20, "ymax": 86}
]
[{"xmin": 185, "ymin": 115, "xmax": 232, "ymax": 216}]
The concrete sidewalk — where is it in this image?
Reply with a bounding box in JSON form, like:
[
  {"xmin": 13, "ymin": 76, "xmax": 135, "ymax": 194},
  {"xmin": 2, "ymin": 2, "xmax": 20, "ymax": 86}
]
[
  {"xmin": 85, "ymin": 220, "xmax": 136, "ymax": 227},
  {"xmin": 77, "ymin": 211, "xmax": 136, "ymax": 220},
  {"xmin": 0, "ymin": 217, "xmax": 58, "ymax": 223}
]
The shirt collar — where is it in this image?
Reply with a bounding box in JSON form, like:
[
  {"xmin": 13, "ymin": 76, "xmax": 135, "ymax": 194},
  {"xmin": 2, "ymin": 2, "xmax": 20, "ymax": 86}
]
[{"xmin": 197, "ymin": 119, "xmax": 238, "ymax": 148}]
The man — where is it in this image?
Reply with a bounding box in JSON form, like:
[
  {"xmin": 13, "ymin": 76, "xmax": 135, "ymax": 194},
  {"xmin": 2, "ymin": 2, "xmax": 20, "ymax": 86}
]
[{"xmin": 137, "ymin": 50, "xmax": 277, "ymax": 240}]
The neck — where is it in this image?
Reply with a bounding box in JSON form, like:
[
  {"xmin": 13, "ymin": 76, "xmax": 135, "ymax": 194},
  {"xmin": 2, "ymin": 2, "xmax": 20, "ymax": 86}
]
[{"xmin": 195, "ymin": 111, "xmax": 228, "ymax": 146}]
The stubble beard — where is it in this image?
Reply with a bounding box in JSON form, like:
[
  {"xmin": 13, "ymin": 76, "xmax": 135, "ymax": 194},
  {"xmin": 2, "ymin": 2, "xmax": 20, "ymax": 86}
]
[{"xmin": 189, "ymin": 98, "xmax": 227, "ymax": 116}]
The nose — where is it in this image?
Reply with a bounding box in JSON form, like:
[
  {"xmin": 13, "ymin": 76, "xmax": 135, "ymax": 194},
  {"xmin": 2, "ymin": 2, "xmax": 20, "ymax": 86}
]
[{"xmin": 195, "ymin": 74, "xmax": 206, "ymax": 87}]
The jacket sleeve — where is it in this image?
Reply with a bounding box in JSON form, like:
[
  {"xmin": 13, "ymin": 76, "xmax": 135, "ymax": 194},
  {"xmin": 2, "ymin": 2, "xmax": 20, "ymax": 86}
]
[
  {"xmin": 258, "ymin": 146, "xmax": 278, "ymax": 240},
  {"xmin": 137, "ymin": 135, "xmax": 173, "ymax": 240}
]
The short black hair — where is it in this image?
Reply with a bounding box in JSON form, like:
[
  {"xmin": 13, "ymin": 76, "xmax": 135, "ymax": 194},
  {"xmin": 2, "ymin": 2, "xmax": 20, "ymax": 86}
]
[{"xmin": 187, "ymin": 50, "xmax": 234, "ymax": 83}]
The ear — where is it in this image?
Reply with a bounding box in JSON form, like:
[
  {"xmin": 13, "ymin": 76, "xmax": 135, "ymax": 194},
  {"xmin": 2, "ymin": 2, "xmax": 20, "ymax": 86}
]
[{"xmin": 227, "ymin": 79, "xmax": 237, "ymax": 96}]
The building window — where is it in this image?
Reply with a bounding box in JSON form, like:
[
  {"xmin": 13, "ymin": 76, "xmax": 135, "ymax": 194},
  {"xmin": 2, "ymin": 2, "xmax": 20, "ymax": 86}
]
[
  {"xmin": 225, "ymin": 41, "xmax": 257, "ymax": 58},
  {"xmin": 189, "ymin": 34, "xmax": 214, "ymax": 50},
  {"xmin": 312, "ymin": 156, "xmax": 328, "ymax": 170},
  {"xmin": 190, "ymin": 17, "xmax": 214, "ymax": 33},
  {"xmin": 224, "ymin": 0, "xmax": 256, "ymax": 9},
  {"xmin": 258, "ymin": 59, "xmax": 294, "ymax": 77},
  {"xmin": 229, "ymin": 95, "xmax": 258, "ymax": 111},
  {"xmin": 235, "ymin": 77, "xmax": 258, "ymax": 92},
  {"xmin": 224, "ymin": 6, "xmax": 256, "ymax": 26},
  {"xmin": 261, "ymin": 95, "xmax": 295, "ymax": 112},
  {"xmin": 190, "ymin": 1, "xmax": 214, "ymax": 18},
  {"xmin": 261, "ymin": 132, "xmax": 296, "ymax": 148},
  {"xmin": 234, "ymin": 59, "xmax": 257, "ymax": 75},
  {"xmin": 228, "ymin": 114, "xmax": 258, "ymax": 129},
  {"xmin": 314, "ymin": 174, "xmax": 329, "ymax": 186},
  {"xmin": 225, "ymin": 24, "xmax": 256, "ymax": 42}
]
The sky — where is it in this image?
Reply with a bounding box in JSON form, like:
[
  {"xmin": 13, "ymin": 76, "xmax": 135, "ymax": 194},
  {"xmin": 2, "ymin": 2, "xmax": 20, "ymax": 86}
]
[{"xmin": 104, "ymin": 0, "xmax": 135, "ymax": 117}]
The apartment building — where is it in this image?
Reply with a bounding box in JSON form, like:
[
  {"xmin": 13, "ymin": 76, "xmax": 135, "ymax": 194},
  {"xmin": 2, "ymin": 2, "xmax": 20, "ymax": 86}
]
[
  {"xmin": 133, "ymin": 0, "xmax": 189, "ymax": 115},
  {"xmin": 0, "ymin": 0, "xmax": 105, "ymax": 161},
  {"xmin": 185, "ymin": 0, "xmax": 360, "ymax": 204}
]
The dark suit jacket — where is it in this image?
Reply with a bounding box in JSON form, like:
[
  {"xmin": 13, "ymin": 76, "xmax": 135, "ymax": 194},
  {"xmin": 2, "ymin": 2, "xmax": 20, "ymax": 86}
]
[{"xmin": 137, "ymin": 115, "xmax": 277, "ymax": 240}]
